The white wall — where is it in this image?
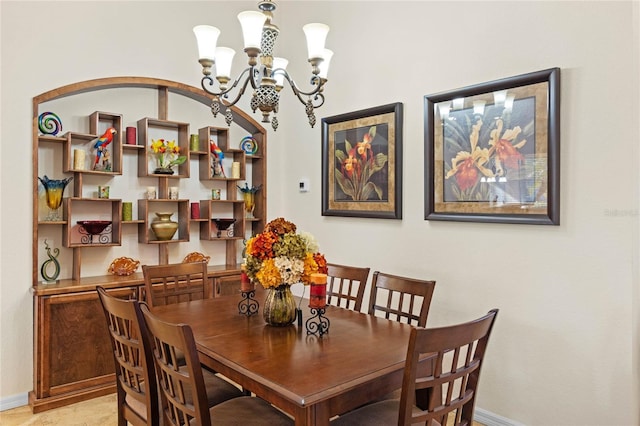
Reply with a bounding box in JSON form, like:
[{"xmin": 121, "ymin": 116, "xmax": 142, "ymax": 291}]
[{"xmin": 1, "ymin": 1, "xmax": 638, "ymax": 425}]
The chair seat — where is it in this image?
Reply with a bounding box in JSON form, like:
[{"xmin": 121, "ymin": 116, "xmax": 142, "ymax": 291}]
[
  {"xmin": 331, "ymin": 400, "xmax": 428, "ymax": 426},
  {"xmin": 124, "ymin": 392, "xmax": 148, "ymax": 422},
  {"xmin": 202, "ymin": 370, "xmax": 244, "ymax": 406},
  {"xmin": 190, "ymin": 396, "xmax": 294, "ymax": 425}
]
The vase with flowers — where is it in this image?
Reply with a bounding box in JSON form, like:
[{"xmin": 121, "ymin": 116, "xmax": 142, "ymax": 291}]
[
  {"xmin": 150, "ymin": 139, "xmax": 187, "ymax": 175},
  {"xmin": 244, "ymin": 217, "xmax": 328, "ymax": 326}
]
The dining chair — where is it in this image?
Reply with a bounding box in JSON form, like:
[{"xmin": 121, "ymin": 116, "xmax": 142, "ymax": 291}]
[
  {"xmin": 139, "ymin": 303, "xmax": 294, "ymax": 426},
  {"xmin": 98, "ymin": 287, "xmax": 244, "ymax": 425},
  {"xmin": 332, "ymin": 309, "xmax": 499, "ymax": 426},
  {"xmin": 326, "ymin": 263, "xmax": 370, "ymax": 312},
  {"xmin": 97, "ymin": 286, "xmax": 159, "ymax": 426},
  {"xmin": 367, "ymin": 271, "xmax": 436, "ymax": 327},
  {"xmin": 142, "ymin": 261, "xmax": 212, "ymax": 308}
]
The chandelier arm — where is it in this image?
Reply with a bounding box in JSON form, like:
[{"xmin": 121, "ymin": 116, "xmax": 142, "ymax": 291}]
[
  {"xmin": 200, "ymin": 66, "xmax": 259, "ymax": 98},
  {"xmin": 216, "ymin": 75, "xmax": 255, "ymax": 108},
  {"xmin": 275, "ymin": 69, "xmax": 326, "ymax": 108}
]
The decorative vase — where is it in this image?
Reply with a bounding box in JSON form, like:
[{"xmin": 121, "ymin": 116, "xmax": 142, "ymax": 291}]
[
  {"xmin": 263, "ymin": 285, "xmax": 297, "ymax": 326},
  {"xmin": 154, "ymin": 167, "xmax": 175, "ymax": 175},
  {"xmin": 150, "ymin": 212, "xmax": 179, "ymax": 241},
  {"xmin": 38, "ymin": 175, "xmax": 73, "ymax": 221},
  {"xmin": 243, "ymin": 192, "xmax": 255, "ymax": 218}
]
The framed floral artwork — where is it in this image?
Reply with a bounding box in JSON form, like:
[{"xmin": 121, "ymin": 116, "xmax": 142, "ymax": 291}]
[
  {"xmin": 321, "ymin": 103, "xmax": 403, "ymax": 219},
  {"xmin": 424, "ymin": 68, "xmax": 560, "ymax": 225}
]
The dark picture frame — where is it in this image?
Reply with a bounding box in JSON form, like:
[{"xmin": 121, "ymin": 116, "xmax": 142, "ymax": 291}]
[
  {"xmin": 322, "ymin": 103, "xmax": 403, "ymax": 219},
  {"xmin": 424, "ymin": 68, "xmax": 560, "ymax": 225}
]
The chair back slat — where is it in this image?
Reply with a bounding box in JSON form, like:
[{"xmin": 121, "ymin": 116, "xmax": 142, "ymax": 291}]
[
  {"xmin": 326, "ymin": 263, "xmax": 370, "ymax": 312},
  {"xmin": 140, "ymin": 303, "xmax": 212, "ymax": 426},
  {"xmin": 398, "ymin": 309, "xmax": 499, "ymax": 426},
  {"xmin": 368, "ymin": 271, "xmax": 436, "ymax": 327},
  {"xmin": 97, "ymin": 286, "xmax": 159, "ymax": 426},
  {"xmin": 142, "ymin": 261, "xmax": 211, "ymax": 308}
]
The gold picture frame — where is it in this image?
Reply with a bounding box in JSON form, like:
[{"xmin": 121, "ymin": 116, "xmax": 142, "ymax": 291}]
[{"xmin": 321, "ymin": 103, "xmax": 403, "ymax": 219}]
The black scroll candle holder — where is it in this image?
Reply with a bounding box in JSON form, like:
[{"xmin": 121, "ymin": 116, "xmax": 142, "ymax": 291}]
[
  {"xmin": 305, "ymin": 307, "xmax": 330, "ymax": 337},
  {"xmin": 305, "ymin": 273, "xmax": 330, "ymax": 337},
  {"xmin": 238, "ymin": 269, "xmax": 259, "ymax": 316}
]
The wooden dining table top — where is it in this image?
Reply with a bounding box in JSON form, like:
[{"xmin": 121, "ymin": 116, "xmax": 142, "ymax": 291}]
[{"xmin": 151, "ymin": 294, "xmax": 414, "ymax": 425}]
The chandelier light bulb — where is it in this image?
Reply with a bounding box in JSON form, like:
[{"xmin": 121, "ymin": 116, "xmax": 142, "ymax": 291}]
[
  {"xmin": 303, "ymin": 23, "xmax": 330, "ymax": 60},
  {"xmin": 272, "ymin": 57, "xmax": 289, "ymax": 88},
  {"xmin": 238, "ymin": 11, "xmax": 267, "ymax": 50},
  {"xmin": 193, "ymin": 25, "xmax": 220, "ymax": 60},
  {"xmin": 318, "ymin": 49, "xmax": 333, "ymax": 79},
  {"xmin": 215, "ymin": 47, "xmax": 236, "ymax": 79}
]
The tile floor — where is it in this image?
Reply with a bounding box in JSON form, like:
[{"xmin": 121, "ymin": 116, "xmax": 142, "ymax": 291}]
[{"xmin": 0, "ymin": 394, "xmax": 117, "ymax": 425}]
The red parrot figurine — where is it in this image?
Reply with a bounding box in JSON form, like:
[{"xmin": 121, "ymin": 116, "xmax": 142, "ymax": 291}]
[
  {"xmin": 91, "ymin": 127, "xmax": 117, "ymax": 170},
  {"xmin": 210, "ymin": 140, "xmax": 226, "ymax": 177}
]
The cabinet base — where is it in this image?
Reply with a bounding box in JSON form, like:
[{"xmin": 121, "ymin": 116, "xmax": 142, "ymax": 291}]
[{"xmin": 28, "ymin": 385, "xmax": 116, "ymax": 413}]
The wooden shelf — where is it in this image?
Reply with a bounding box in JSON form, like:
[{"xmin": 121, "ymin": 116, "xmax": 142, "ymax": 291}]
[{"xmin": 32, "ymin": 77, "xmax": 267, "ymax": 412}]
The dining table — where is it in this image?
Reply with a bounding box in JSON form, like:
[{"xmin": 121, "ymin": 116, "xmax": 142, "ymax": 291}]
[{"xmin": 150, "ymin": 292, "xmax": 416, "ymax": 426}]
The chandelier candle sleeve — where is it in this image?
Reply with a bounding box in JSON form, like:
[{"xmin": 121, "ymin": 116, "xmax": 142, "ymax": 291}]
[{"xmin": 309, "ymin": 273, "xmax": 327, "ymax": 309}]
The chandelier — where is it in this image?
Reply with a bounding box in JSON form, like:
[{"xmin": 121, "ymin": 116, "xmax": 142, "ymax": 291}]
[{"xmin": 193, "ymin": 0, "xmax": 333, "ymax": 131}]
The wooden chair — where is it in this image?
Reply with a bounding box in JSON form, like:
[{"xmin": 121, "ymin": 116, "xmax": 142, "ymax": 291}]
[
  {"xmin": 332, "ymin": 309, "xmax": 499, "ymax": 426},
  {"xmin": 139, "ymin": 304, "xmax": 294, "ymax": 426},
  {"xmin": 97, "ymin": 286, "xmax": 159, "ymax": 426},
  {"xmin": 142, "ymin": 261, "xmax": 211, "ymax": 308},
  {"xmin": 326, "ymin": 263, "xmax": 370, "ymax": 312},
  {"xmin": 367, "ymin": 271, "xmax": 436, "ymax": 327}
]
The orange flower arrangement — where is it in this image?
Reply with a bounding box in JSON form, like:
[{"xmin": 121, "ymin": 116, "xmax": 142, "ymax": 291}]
[{"xmin": 244, "ymin": 218, "xmax": 327, "ymax": 289}]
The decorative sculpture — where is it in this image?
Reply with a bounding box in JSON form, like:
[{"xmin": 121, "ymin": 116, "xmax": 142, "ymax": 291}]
[{"xmin": 40, "ymin": 239, "xmax": 61, "ymax": 283}]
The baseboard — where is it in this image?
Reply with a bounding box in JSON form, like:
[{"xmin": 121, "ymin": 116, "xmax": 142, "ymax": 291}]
[
  {"xmin": 0, "ymin": 393, "xmax": 28, "ymax": 412},
  {"xmin": 475, "ymin": 407, "xmax": 525, "ymax": 426}
]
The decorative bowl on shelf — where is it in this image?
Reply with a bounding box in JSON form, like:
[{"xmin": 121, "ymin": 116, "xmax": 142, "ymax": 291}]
[
  {"xmin": 182, "ymin": 252, "xmax": 211, "ymax": 264},
  {"xmin": 77, "ymin": 220, "xmax": 112, "ymax": 235},
  {"xmin": 108, "ymin": 257, "xmax": 140, "ymax": 276},
  {"xmin": 77, "ymin": 220, "xmax": 112, "ymax": 244},
  {"xmin": 212, "ymin": 218, "xmax": 235, "ymax": 238}
]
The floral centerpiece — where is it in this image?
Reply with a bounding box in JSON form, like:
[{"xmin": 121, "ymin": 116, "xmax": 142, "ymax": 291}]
[
  {"xmin": 150, "ymin": 139, "xmax": 186, "ymax": 174},
  {"xmin": 244, "ymin": 217, "xmax": 328, "ymax": 326}
]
